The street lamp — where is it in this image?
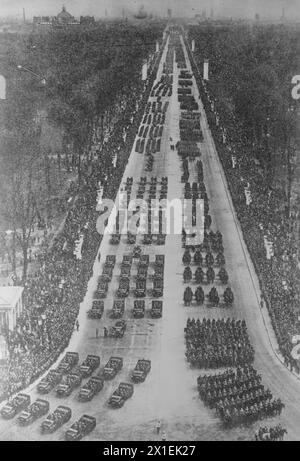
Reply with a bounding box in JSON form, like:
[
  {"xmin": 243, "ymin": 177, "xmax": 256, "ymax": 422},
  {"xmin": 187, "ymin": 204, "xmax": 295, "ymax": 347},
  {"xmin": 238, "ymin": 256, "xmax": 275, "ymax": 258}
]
[{"xmin": 16, "ymin": 65, "xmax": 46, "ymax": 86}]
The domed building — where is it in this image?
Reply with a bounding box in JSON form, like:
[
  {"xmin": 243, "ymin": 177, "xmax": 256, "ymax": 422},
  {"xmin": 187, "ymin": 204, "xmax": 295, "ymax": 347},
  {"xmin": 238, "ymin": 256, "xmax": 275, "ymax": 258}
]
[{"xmin": 56, "ymin": 6, "xmax": 75, "ymax": 24}]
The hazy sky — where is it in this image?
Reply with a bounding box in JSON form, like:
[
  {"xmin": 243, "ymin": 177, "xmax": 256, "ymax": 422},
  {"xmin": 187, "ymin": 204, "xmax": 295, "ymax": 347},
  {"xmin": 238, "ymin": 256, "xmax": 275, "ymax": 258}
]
[{"xmin": 0, "ymin": 0, "xmax": 300, "ymax": 20}]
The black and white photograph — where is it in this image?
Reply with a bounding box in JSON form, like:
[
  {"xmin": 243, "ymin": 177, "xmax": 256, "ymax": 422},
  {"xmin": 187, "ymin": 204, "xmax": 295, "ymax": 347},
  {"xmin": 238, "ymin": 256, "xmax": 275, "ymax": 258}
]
[{"xmin": 0, "ymin": 0, "xmax": 299, "ymax": 444}]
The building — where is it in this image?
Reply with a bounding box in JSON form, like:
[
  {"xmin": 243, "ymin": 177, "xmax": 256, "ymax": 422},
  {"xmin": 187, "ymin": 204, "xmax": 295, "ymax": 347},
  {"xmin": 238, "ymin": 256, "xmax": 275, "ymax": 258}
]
[
  {"xmin": 0, "ymin": 286, "xmax": 24, "ymax": 331},
  {"xmin": 80, "ymin": 16, "xmax": 95, "ymax": 26},
  {"xmin": 167, "ymin": 9, "xmax": 172, "ymax": 19},
  {"xmin": 56, "ymin": 6, "xmax": 75, "ymax": 24},
  {"xmin": 33, "ymin": 6, "xmax": 79, "ymax": 29}
]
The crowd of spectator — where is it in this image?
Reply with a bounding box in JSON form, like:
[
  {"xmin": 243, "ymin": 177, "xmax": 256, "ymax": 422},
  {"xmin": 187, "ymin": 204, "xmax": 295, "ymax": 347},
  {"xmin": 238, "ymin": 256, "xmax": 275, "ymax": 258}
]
[{"xmin": 0, "ymin": 42, "xmax": 165, "ymax": 401}]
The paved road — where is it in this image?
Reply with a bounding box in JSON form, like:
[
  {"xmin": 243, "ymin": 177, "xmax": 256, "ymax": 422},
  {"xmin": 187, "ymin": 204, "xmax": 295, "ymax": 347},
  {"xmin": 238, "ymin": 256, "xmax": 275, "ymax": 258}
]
[{"xmin": 1, "ymin": 30, "xmax": 300, "ymax": 441}]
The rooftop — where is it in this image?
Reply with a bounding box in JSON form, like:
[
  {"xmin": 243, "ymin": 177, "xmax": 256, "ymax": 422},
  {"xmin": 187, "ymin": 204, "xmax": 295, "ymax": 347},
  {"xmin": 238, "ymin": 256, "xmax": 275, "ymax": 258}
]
[{"xmin": 0, "ymin": 286, "xmax": 24, "ymax": 310}]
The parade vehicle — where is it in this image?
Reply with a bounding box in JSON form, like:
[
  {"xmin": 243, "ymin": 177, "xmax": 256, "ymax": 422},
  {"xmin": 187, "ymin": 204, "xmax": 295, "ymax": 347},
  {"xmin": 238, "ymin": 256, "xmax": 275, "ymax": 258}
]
[
  {"xmin": 103, "ymin": 357, "xmax": 123, "ymax": 380},
  {"xmin": 134, "ymin": 279, "xmax": 147, "ymax": 298},
  {"xmin": 1, "ymin": 393, "xmax": 31, "ymax": 419},
  {"xmin": 206, "ymin": 252, "xmax": 214, "ymax": 267},
  {"xmin": 127, "ymin": 232, "xmax": 136, "ymax": 244},
  {"xmin": 182, "ymin": 250, "xmax": 191, "ymax": 265},
  {"xmin": 105, "ymin": 255, "xmax": 116, "ymax": 267},
  {"xmin": 150, "ymin": 300, "xmax": 163, "ymax": 318},
  {"xmin": 184, "ymin": 286, "xmax": 193, "ymax": 306},
  {"xmin": 183, "ymin": 266, "xmax": 192, "ymax": 283},
  {"xmin": 109, "ymin": 320, "xmax": 127, "ymax": 338},
  {"xmin": 195, "ymin": 267, "xmax": 205, "ymax": 284},
  {"xmin": 117, "ymin": 278, "xmax": 130, "ymax": 298},
  {"xmin": 102, "ymin": 265, "xmax": 114, "ymax": 282},
  {"xmin": 37, "ymin": 369, "xmax": 63, "ymax": 394},
  {"xmin": 137, "ymin": 265, "xmax": 148, "ymax": 281},
  {"xmin": 17, "ymin": 399, "xmax": 49, "ymax": 426},
  {"xmin": 65, "ymin": 414, "xmax": 96, "ymax": 441},
  {"xmin": 56, "ymin": 372, "xmax": 82, "ymax": 397},
  {"xmin": 78, "ymin": 376, "xmax": 103, "ymax": 402},
  {"xmin": 111, "ymin": 299, "xmax": 125, "ymax": 318},
  {"xmin": 79, "ymin": 355, "xmax": 100, "ymax": 378},
  {"xmin": 120, "ymin": 265, "xmax": 131, "ymax": 278},
  {"xmin": 139, "ymin": 254, "xmax": 150, "ymax": 267},
  {"xmin": 155, "ymin": 255, "xmax": 165, "ymax": 267},
  {"xmin": 87, "ymin": 300, "xmax": 104, "ymax": 319},
  {"xmin": 57, "ymin": 352, "xmax": 79, "ymax": 374},
  {"xmin": 110, "ymin": 233, "xmax": 121, "ymax": 245},
  {"xmin": 136, "ymin": 191, "xmax": 144, "ymax": 199},
  {"xmin": 133, "ymin": 300, "xmax": 145, "ymax": 318},
  {"xmin": 194, "ymin": 249, "xmax": 203, "ymax": 265},
  {"xmin": 216, "ymin": 252, "xmax": 226, "ymax": 267},
  {"xmin": 153, "ymin": 278, "xmax": 163, "ymax": 297},
  {"xmin": 156, "ymin": 232, "xmax": 166, "ymax": 245},
  {"xmin": 206, "ymin": 266, "xmax": 215, "ymax": 284},
  {"xmin": 131, "ymin": 360, "xmax": 151, "ymax": 383},
  {"xmin": 153, "ymin": 266, "xmax": 164, "ymax": 280},
  {"xmin": 195, "ymin": 286, "xmax": 205, "ymax": 305},
  {"xmin": 143, "ymin": 234, "xmax": 152, "ymax": 245},
  {"xmin": 41, "ymin": 406, "xmax": 72, "ymax": 434},
  {"xmin": 108, "ymin": 383, "xmax": 134, "ymax": 408},
  {"xmin": 96, "ymin": 279, "xmax": 109, "ymax": 298},
  {"xmin": 218, "ymin": 268, "xmax": 229, "ymax": 284},
  {"xmin": 224, "ymin": 287, "xmax": 234, "ymax": 306},
  {"xmin": 122, "ymin": 254, "xmax": 133, "ymax": 266}
]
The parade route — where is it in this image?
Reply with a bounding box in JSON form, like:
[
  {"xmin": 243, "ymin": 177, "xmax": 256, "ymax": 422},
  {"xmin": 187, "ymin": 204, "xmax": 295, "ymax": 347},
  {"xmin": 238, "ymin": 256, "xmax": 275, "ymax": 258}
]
[{"xmin": 1, "ymin": 26, "xmax": 300, "ymax": 442}]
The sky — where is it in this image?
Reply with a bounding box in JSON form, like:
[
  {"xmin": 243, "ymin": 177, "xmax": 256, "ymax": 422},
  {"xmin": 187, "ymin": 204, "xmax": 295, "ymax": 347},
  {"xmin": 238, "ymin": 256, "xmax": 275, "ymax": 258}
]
[{"xmin": 0, "ymin": 0, "xmax": 299, "ymax": 20}]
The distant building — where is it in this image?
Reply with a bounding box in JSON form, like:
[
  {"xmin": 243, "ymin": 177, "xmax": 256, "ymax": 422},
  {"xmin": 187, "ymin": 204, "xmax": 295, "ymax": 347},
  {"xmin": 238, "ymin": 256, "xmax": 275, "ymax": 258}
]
[
  {"xmin": 33, "ymin": 6, "xmax": 79, "ymax": 29},
  {"xmin": 80, "ymin": 15, "xmax": 95, "ymax": 26},
  {"xmin": 167, "ymin": 9, "xmax": 172, "ymax": 19},
  {"xmin": 56, "ymin": 6, "xmax": 75, "ymax": 24},
  {"xmin": 255, "ymin": 13, "xmax": 260, "ymax": 22}
]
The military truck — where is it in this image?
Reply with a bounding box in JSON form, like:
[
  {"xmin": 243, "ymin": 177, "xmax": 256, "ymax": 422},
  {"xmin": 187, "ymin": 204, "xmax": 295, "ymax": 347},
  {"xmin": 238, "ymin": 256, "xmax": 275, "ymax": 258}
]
[
  {"xmin": 116, "ymin": 279, "xmax": 130, "ymax": 298},
  {"xmin": 133, "ymin": 300, "xmax": 145, "ymax": 318},
  {"xmin": 79, "ymin": 355, "xmax": 100, "ymax": 378},
  {"xmin": 41, "ymin": 405, "xmax": 71, "ymax": 434},
  {"xmin": 109, "ymin": 320, "xmax": 126, "ymax": 338},
  {"xmin": 108, "ymin": 383, "xmax": 134, "ymax": 408},
  {"xmin": 78, "ymin": 376, "xmax": 103, "ymax": 402},
  {"xmin": 37, "ymin": 369, "xmax": 63, "ymax": 394},
  {"xmin": 87, "ymin": 300, "xmax": 104, "ymax": 319},
  {"xmin": 56, "ymin": 372, "xmax": 82, "ymax": 397},
  {"xmin": 65, "ymin": 414, "xmax": 96, "ymax": 441},
  {"xmin": 57, "ymin": 352, "xmax": 79, "ymax": 374},
  {"xmin": 134, "ymin": 279, "xmax": 146, "ymax": 298},
  {"xmin": 131, "ymin": 360, "xmax": 151, "ymax": 383},
  {"xmin": 18, "ymin": 399, "xmax": 49, "ymax": 426},
  {"xmin": 110, "ymin": 299, "xmax": 125, "ymax": 318},
  {"xmin": 0, "ymin": 394, "xmax": 31, "ymax": 419},
  {"xmin": 103, "ymin": 357, "xmax": 123, "ymax": 380},
  {"xmin": 105, "ymin": 255, "xmax": 116, "ymax": 267},
  {"xmin": 150, "ymin": 300, "xmax": 163, "ymax": 318}
]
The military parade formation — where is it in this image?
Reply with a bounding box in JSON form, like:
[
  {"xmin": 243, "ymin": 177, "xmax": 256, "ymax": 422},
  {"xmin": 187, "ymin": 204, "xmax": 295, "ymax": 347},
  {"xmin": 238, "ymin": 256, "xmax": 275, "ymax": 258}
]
[{"xmin": 0, "ymin": 23, "xmax": 289, "ymax": 442}]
